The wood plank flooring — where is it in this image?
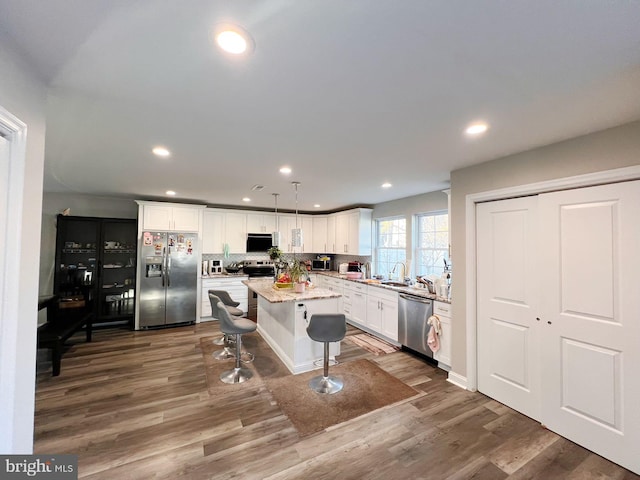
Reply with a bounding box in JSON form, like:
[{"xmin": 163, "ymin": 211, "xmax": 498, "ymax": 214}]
[{"xmin": 34, "ymin": 322, "xmax": 639, "ymax": 479}]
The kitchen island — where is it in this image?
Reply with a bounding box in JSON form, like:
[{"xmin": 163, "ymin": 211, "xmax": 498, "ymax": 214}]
[{"xmin": 243, "ymin": 279, "xmax": 342, "ymax": 374}]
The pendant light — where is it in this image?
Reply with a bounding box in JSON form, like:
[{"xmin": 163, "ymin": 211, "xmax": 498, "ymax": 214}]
[
  {"xmin": 271, "ymin": 193, "xmax": 281, "ymax": 247},
  {"xmin": 291, "ymin": 182, "xmax": 303, "ymax": 248}
]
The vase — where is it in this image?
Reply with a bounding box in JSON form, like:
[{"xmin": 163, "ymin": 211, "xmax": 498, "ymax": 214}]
[{"xmin": 294, "ymin": 282, "xmax": 305, "ymax": 293}]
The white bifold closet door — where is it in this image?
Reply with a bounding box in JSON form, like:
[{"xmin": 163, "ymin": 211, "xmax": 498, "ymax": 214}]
[
  {"xmin": 477, "ymin": 196, "xmax": 540, "ymax": 421},
  {"xmin": 538, "ymin": 181, "xmax": 640, "ymax": 473},
  {"xmin": 477, "ymin": 180, "xmax": 640, "ymax": 474}
]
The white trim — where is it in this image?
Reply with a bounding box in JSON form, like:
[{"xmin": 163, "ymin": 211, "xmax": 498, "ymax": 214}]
[
  {"xmin": 465, "ymin": 165, "xmax": 640, "ymax": 392},
  {"xmin": 0, "ymin": 105, "xmax": 28, "ymax": 454},
  {"xmin": 446, "ymin": 371, "xmax": 468, "ymax": 390}
]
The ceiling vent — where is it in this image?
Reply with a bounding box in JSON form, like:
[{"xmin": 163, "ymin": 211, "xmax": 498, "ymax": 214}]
[{"xmin": 251, "ymin": 184, "xmax": 265, "ymax": 191}]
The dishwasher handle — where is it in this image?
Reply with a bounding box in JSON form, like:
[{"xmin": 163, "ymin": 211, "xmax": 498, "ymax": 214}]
[{"xmin": 399, "ymin": 293, "xmax": 432, "ymax": 304}]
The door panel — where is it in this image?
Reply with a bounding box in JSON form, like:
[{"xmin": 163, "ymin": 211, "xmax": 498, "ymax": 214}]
[
  {"xmin": 539, "ymin": 181, "xmax": 640, "ymax": 473},
  {"xmin": 477, "ymin": 196, "xmax": 540, "ymax": 420},
  {"xmin": 165, "ymin": 233, "xmax": 198, "ymax": 324},
  {"xmin": 139, "ymin": 232, "xmax": 167, "ymax": 328}
]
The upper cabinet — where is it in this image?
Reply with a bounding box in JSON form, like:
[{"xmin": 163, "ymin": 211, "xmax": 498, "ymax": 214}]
[
  {"xmin": 200, "ymin": 207, "xmax": 372, "ymax": 255},
  {"xmin": 137, "ymin": 201, "xmax": 204, "ymax": 232},
  {"xmin": 202, "ymin": 210, "xmax": 247, "ymax": 254},
  {"xmin": 333, "ymin": 208, "xmax": 372, "ymax": 255},
  {"xmin": 312, "ymin": 216, "xmax": 328, "ymax": 253},
  {"xmin": 327, "ymin": 215, "xmax": 336, "ymax": 253},
  {"xmin": 246, "ymin": 212, "xmax": 276, "ymax": 233},
  {"xmin": 224, "ymin": 212, "xmax": 247, "ymax": 253},
  {"xmin": 202, "ymin": 210, "xmax": 224, "ymax": 254}
]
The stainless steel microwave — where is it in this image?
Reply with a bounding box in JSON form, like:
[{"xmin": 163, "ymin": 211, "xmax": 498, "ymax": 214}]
[{"xmin": 311, "ymin": 259, "xmax": 331, "ymax": 271}]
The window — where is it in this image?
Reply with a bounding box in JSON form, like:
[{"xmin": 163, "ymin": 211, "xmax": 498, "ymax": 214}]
[
  {"xmin": 415, "ymin": 211, "xmax": 449, "ymax": 277},
  {"xmin": 375, "ymin": 217, "xmax": 406, "ymax": 278}
]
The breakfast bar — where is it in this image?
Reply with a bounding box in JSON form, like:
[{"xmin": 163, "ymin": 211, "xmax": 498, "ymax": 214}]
[{"xmin": 243, "ymin": 279, "xmax": 342, "ymax": 374}]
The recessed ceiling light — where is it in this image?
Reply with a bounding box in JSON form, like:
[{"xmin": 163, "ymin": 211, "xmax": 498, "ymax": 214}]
[
  {"xmin": 152, "ymin": 146, "xmax": 170, "ymax": 157},
  {"xmin": 217, "ymin": 31, "xmax": 247, "ymax": 54},
  {"xmin": 381, "ymin": 182, "xmax": 392, "ymax": 188},
  {"xmin": 314, "ymin": 204, "xmax": 321, "ymax": 208},
  {"xmin": 242, "ymin": 197, "xmax": 251, "ymax": 202},
  {"xmin": 212, "ymin": 23, "xmax": 254, "ymax": 56},
  {"xmin": 166, "ymin": 190, "xmax": 176, "ymax": 196},
  {"xmin": 279, "ymin": 166, "xmax": 292, "ymax": 175},
  {"xmin": 465, "ymin": 122, "xmax": 489, "ymax": 136}
]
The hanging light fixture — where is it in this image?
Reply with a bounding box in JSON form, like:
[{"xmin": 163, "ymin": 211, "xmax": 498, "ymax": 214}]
[
  {"xmin": 291, "ymin": 182, "xmax": 303, "ymax": 248},
  {"xmin": 271, "ymin": 193, "xmax": 281, "ymax": 247}
]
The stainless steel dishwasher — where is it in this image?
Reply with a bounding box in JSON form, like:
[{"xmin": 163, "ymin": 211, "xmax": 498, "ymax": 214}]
[{"xmin": 398, "ymin": 292, "xmax": 434, "ymax": 358}]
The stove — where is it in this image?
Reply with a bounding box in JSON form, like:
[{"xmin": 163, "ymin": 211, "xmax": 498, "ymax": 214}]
[
  {"xmin": 242, "ymin": 259, "xmax": 275, "ymax": 277},
  {"xmin": 243, "ymin": 260, "xmax": 275, "ymax": 321}
]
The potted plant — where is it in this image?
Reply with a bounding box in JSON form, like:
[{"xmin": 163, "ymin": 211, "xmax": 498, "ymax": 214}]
[
  {"xmin": 267, "ymin": 246, "xmax": 282, "ymax": 261},
  {"xmin": 289, "ymin": 258, "xmax": 308, "ymax": 293}
]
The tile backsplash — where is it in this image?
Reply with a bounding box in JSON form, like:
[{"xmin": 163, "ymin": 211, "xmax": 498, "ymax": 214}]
[{"xmin": 202, "ymin": 252, "xmax": 371, "ymax": 270}]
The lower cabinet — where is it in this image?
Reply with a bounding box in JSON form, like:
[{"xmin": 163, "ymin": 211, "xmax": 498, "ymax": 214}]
[
  {"xmin": 201, "ymin": 276, "xmax": 248, "ymax": 319},
  {"xmin": 366, "ymin": 287, "xmax": 398, "ymax": 341},
  {"xmin": 345, "ymin": 282, "xmax": 367, "ymax": 327},
  {"xmin": 433, "ymin": 301, "xmax": 451, "ymax": 367}
]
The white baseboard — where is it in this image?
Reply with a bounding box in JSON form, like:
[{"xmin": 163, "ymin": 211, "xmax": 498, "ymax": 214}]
[{"xmin": 446, "ymin": 371, "xmax": 468, "ymax": 390}]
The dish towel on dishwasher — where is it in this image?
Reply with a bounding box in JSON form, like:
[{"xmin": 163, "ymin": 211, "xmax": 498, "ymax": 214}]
[{"xmin": 427, "ymin": 315, "xmax": 442, "ymax": 353}]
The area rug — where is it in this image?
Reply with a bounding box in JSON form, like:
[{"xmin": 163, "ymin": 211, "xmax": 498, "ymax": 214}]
[
  {"xmin": 263, "ymin": 358, "xmax": 420, "ymax": 437},
  {"xmin": 344, "ymin": 332, "xmax": 400, "ymax": 355}
]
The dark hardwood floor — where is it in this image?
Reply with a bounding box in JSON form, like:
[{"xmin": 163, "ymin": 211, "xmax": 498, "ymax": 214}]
[{"xmin": 34, "ymin": 322, "xmax": 639, "ymax": 479}]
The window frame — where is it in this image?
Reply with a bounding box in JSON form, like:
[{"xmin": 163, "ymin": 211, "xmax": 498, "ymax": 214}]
[
  {"xmin": 414, "ymin": 210, "xmax": 449, "ymax": 278},
  {"xmin": 374, "ymin": 215, "xmax": 407, "ymax": 278}
]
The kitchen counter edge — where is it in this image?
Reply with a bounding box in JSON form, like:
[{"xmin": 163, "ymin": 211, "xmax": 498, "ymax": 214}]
[{"xmin": 315, "ymin": 271, "xmax": 451, "ymax": 304}]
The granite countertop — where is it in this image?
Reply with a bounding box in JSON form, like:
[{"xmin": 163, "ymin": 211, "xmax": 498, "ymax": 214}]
[
  {"xmin": 243, "ymin": 279, "xmax": 342, "ymax": 303},
  {"xmin": 316, "ymin": 271, "xmax": 452, "ymax": 304},
  {"xmin": 201, "ymin": 273, "xmax": 249, "ymax": 279}
]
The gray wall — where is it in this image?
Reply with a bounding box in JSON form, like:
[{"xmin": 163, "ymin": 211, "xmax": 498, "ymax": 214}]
[
  {"xmin": 450, "ymin": 119, "xmax": 640, "ymax": 380},
  {"xmin": 0, "ymin": 38, "xmax": 47, "ymax": 453},
  {"xmin": 39, "ymin": 193, "xmax": 138, "ymax": 297}
]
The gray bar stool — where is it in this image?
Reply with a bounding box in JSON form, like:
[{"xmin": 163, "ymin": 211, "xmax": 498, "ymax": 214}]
[
  {"xmin": 215, "ymin": 300, "xmax": 257, "ymax": 384},
  {"xmin": 208, "ymin": 289, "xmax": 245, "ymax": 346},
  {"xmin": 209, "ymin": 293, "xmax": 235, "ymax": 359},
  {"xmin": 306, "ymin": 313, "xmax": 346, "ymax": 394}
]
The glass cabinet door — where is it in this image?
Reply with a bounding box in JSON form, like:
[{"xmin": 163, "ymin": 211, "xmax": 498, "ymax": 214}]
[
  {"xmin": 99, "ymin": 219, "xmax": 137, "ymax": 321},
  {"xmin": 55, "ymin": 217, "xmax": 99, "ymax": 304}
]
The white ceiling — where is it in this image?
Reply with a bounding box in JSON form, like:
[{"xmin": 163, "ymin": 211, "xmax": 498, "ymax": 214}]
[{"xmin": 2, "ymin": 0, "xmax": 640, "ymax": 211}]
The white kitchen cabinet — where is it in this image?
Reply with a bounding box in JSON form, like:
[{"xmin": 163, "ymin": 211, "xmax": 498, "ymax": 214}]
[
  {"xmin": 224, "ymin": 212, "xmax": 247, "ymax": 254},
  {"xmin": 137, "ymin": 201, "xmax": 203, "ymax": 232},
  {"xmin": 202, "ymin": 209, "xmax": 247, "ymax": 254},
  {"xmin": 366, "ymin": 286, "xmax": 398, "ymax": 341},
  {"xmin": 345, "ymin": 282, "xmax": 367, "ymax": 327},
  {"xmin": 301, "ymin": 216, "xmax": 314, "ymax": 253},
  {"xmin": 433, "ymin": 301, "xmax": 451, "ymax": 367},
  {"xmin": 327, "ymin": 215, "xmax": 336, "ymax": 253},
  {"xmin": 201, "ymin": 276, "xmax": 249, "ymax": 319},
  {"xmin": 323, "ymin": 276, "xmax": 344, "ymax": 312},
  {"xmin": 202, "ymin": 210, "xmax": 224, "ymax": 254},
  {"xmin": 278, "ymin": 214, "xmax": 313, "ymax": 253},
  {"xmin": 333, "ymin": 208, "xmax": 372, "ymax": 255},
  {"xmin": 247, "ymin": 212, "xmax": 276, "ymax": 233},
  {"xmin": 312, "ymin": 216, "xmax": 328, "ymax": 252}
]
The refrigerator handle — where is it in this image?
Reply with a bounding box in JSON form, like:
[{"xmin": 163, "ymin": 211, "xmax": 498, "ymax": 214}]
[
  {"xmin": 167, "ymin": 247, "xmax": 171, "ymax": 287},
  {"xmin": 161, "ymin": 247, "xmax": 166, "ymax": 287}
]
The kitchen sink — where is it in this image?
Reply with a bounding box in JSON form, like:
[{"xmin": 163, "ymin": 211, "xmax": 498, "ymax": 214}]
[{"xmin": 380, "ymin": 281, "xmax": 409, "ymax": 287}]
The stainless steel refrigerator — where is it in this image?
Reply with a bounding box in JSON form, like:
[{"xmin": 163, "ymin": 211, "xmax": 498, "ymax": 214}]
[{"xmin": 138, "ymin": 231, "xmax": 198, "ymax": 328}]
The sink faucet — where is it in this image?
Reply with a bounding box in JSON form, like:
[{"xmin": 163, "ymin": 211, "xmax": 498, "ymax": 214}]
[
  {"xmin": 363, "ymin": 262, "xmax": 371, "ymax": 279},
  {"xmin": 391, "ymin": 262, "xmax": 406, "ymax": 283}
]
